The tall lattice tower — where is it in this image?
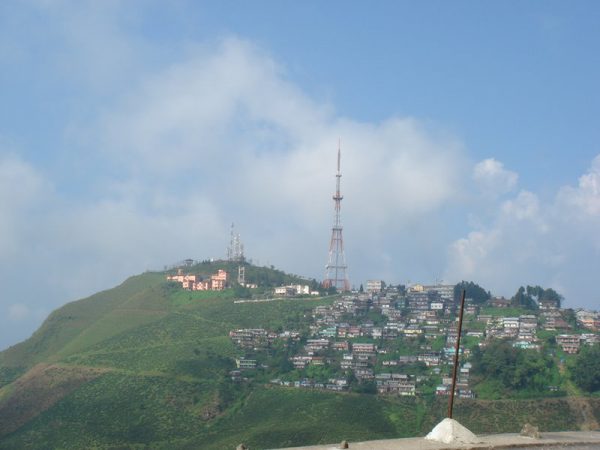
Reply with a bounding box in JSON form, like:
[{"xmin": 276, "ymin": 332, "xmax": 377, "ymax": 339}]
[{"xmin": 323, "ymin": 141, "xmax": 350, "ymax": 291}]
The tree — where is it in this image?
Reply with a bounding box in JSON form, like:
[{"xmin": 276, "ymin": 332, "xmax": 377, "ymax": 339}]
[
  {"xmin": 233, "ymin": 284, "xmax": 251, "ymax": 299},
  {"xmin": 571, "ymin": 344, "xmax": 600, "ymax": 392},
  {"xmin": 525, "ymin": 285, "xmax": 540, "ymax": 296},
  {"xmin": 511, "ymin": 286, "xmax": 537, "ymax": 310},
  {"xmin": 310, "ymin": 279, "xmax": 320, "ymax": 291},
  {"xmin": 513, "ymin": 285, "xmax": 563, "ymax": 309},
  {"xmin": 454, "ymin": 281, "xmax": 491, "ymax": 305},
  {"xmin": 352, "ymin": 380, "xmax": 377, "ymax": 394},
  {"xmin": 472, "ymin": 339, "xmax": 553, "ymax": 393},
  {"xmin": 540, "ymin": 288, "xmax": 562, "ymax": 308},
  {"xmin": 563, "ymin": 308, "xmax": 578, "ymax": 329},
  {"xmin": 326, "ymin": 286, "xmax": 337, "ymax": 295}
]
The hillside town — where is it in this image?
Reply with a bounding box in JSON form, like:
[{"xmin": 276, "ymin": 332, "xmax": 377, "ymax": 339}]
[
  {"xmin": 164, "ymin": 255, "xmax": 599, "ymax": 399},
  {"xmin": 228, "ymin": 281, "xmax": 600, "ymax": 398}
]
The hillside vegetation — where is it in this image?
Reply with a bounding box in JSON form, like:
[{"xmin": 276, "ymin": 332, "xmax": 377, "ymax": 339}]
[{"xmin": 0, "ymin": 263, "xmax": 598, "ymax": 449}]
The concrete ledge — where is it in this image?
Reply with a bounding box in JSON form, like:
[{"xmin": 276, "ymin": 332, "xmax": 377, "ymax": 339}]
[{"xmin": 270, "ymin": 430, "xmax": 600, "ymax": 450}]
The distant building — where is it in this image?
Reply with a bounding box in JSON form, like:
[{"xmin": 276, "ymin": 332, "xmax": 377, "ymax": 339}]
[
  {"xmin": 406, "ymin": 291, "xmax": 431, "ymax": 312},
  {"xmin": 235, "ymin": 357, "xmax": 257, "ymax": 370},
  {"xmin": 556, "ymin": 334, "xmax": 582, "ymax": 354},
  {"xmin": 513, "ymin": 341, "xmax": 540, "ymax": 350},
  {"xmin": 366, "ymin": 280, "xmax": 384, "ymax": 293},
  {"xmin": 430, "ymin": 301, "xmax": 444, "ymax": 310},
  {"xmin": 274, "ymin": 286, "xmax": 296, "ymax": 296},
  {"xmin": 210, "ymin": 269, "xmax": 228, "ymax": 290},
  {"xmin": 489, "ymin": 297, "xmax": 511, "ymax": 308},
  {"xmin": 408, "ymin": 284, "xmax": 424, "ymax": 292},
  {"xmin": 502, "ymin": 317, "xmax": 520, "ymax": 329},
  {"xmin": 274, "ymin": 284, "xmax": 314, "ymax": 297},
  {"xmin": 544, "ymin": 316, "xmax": 571, "ymax": 331},
  {"xmin": 465, "ymin": 304, "xmax": 478, "ymax": 315},
  {"xmin": 423, "ymin": 284, "xmax": 455, "ymax": 301},
  {"xmin": 581, "ymin": 333, "xmax": 600, "ymax": 345},
  {"xmin": 576, "ymin": 310, "xmax": 600, "ymax": 330},
  {"xmin": 539, "ymin": 298, "xmax": 560, "ymax": 310},
  {"xmin": 352, "ymin": 342, "xmax": 376, "ymax": 354}
]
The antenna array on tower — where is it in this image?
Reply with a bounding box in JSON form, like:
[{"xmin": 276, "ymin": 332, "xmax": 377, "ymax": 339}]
[
  {"xmin": 227, "ymin": 223, "xmax": 245, "ymax": 262},
  {"xmin": 323, "ymin": 140, "xmax": 350, "ymax": 291}
]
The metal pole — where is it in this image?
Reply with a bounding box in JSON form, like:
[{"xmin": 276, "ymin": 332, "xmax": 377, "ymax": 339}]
[{"xmin": 448, "ymin": 289, "xmax": 466, "ymax": 419}]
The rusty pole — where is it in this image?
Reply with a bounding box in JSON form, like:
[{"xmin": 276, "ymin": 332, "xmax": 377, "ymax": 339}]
[{"xmin": 448, "ymin": 289, "xmax": 466, "ymax": 419}]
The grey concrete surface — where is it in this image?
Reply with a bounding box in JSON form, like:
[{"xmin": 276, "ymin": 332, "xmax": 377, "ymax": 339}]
[{"xmin": 270, "ymin": 431, "xmax": 600, "ymax": 450}]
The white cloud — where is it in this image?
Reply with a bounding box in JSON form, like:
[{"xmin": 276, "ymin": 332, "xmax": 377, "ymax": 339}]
[
  {"xmin": 446, "ymin": 155, "xmax": 600, "ymax": 307},
  {"xmin": 85, "ymin": 37, "xmax": 466, "ymax": 280},
  {"xmin": 99, "ymin": 38, "xmax": 329, "ymax": 173},
  {"xmin": 557, "ymin": 154, "xmax": 600, "ymax": 218},
  {"xmin": 0, "ymin": 153, "xmax": 47, "ymax": 256},
  {"xmin": 501, "ymin": 191, "xmax": 546, "ymax": 227},
  {"xmin": 8, "ymin": 303, "xmax": 30, "ymax": 321},
  {"xmin": 473, "ymin": 158, "xmax": 518, "ymax": 196},
  {"xmin": 0, "ymin": 154, "xmax": 45, "ymax": 210},
  {"xmin": 450, "ymin": 229, "xmax": 501, "ymax": 278}
]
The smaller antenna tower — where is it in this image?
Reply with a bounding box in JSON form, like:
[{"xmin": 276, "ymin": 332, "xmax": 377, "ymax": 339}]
[{"xmin": 227, "ymin": 223, "xmax": 245, "ymax": 262}]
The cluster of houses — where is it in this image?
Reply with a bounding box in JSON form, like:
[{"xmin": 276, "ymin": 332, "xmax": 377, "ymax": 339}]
[
  {"xmin": 229, "ymin": 328, "xmax": 301, "ymax": 349},
  {"xmin": 556, "ymin": 333, "xmax": 599, "ymax": 354},
  {"xmin": 484, "ymin": 314, "xmax": 540, "ymax": 350},
  {"xmin": 168, "ymin": 272, "xmax": 322, "ymax": 297},
  {"xmin": 167, "ymin": 268, "xmax": 228, "ymax": 291},
  {"xmin": 480, "ymin": 298, "xmax": 600, "ymax": 354},
  {"xmin": 227, "ymin": 281, "xmax": 599, "ymax": 397},
  {"xmin": 434, "ymin": 362, "xmax": 474, "ymax": 398},
  {"xmin": 269, "ymin": 378, "xmax": 348, "ymax": 391},
  {"xmin": 306, "ymin": 290, "xmax": 477, "ymax": 396},
  {"xmin": 576, "ymin": 309, "xmax": 600, "ymax": 330},
  {"xmin": 375, "ymin": 373, "xmax": 417, "ymax": 396}
]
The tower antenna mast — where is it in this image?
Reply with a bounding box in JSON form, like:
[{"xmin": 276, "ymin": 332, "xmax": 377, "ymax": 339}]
[
  {"xmin": 323, "ymin": 139, "xmax": 350, "ymax": 291},
  {"xmin": 227, "ymin": 223, "xmax": 244, "ymax": 262}
]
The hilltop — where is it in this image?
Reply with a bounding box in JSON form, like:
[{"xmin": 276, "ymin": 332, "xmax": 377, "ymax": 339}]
[
  {"xmin": 0, "ymin": 263, "xmax": 598, "ymax": 450},
  {"xmin": 0, "ymin": 261, "xmax": 311, "ymax": 371}
]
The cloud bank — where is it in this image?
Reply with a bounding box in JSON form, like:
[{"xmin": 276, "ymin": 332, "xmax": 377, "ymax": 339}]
[
  {"xmin": 446, "ymin": 156, "xmax": 600, "ymax": 305},
  {"xmin": 0, "ymin": 35, "xmax": 467, "ymax": 349}
]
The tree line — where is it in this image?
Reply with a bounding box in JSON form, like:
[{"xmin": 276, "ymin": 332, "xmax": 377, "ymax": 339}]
[{"xmin": 453, "ymin": 281, "xmax": 562, "ymax": 309}]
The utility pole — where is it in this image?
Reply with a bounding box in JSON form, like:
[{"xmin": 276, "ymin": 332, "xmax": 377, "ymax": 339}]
[{"xmin": 448, "ymin": 289, "xmax": 466, "ymax": 419}]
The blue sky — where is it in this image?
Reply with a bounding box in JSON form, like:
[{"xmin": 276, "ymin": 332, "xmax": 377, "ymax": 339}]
[{"xmin": 1, "ymin": 1, "xmax": 600, "ymax": 350}]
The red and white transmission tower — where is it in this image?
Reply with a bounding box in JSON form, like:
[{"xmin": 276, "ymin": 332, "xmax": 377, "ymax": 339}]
[{"xmin": 323, "ymin": 140, "xmax": 350, "ymax": 292}]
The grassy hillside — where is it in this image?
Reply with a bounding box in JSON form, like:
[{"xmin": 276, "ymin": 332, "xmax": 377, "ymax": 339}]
[
  {"xmin": 1, "ymin": 377, "xmax": 592, "ymax": 450},
  {"xmin": 0, "ymin": 263, "xmax": 598, "ymax": 450},
  {"xmin": 0, "ymin": 261, "xmax": 312, "ymax": 372},
  {"xmin": 0, "ymin": 272, "xmax": 167, "ymax": 370}
]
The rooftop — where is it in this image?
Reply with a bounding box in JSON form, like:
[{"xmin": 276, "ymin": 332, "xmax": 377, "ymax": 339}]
[{"xmin": 270, "ymin": 430, "xmax": 600, "ymax": 450}]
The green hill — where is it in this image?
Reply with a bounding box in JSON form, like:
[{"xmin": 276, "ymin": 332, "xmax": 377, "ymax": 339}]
[{"xmin": 0, "ymin": 262, "xmax": 598, "ymax": 450}]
